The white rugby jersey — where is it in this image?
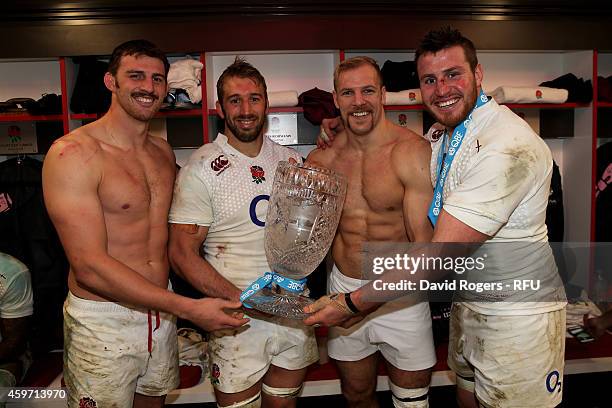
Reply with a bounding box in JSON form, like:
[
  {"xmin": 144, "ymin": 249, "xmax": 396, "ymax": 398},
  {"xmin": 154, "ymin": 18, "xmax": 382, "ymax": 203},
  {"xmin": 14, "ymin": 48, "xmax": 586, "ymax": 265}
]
[
  {"xmin": 0, "ymin": 253, "xmax": 33, "ymax": 342},
  {"xmin": 427, "ymin": 99, "xmax": 566, "ymax": 315},
  {"xmin": 169, "ymin": 134, "xmax": 301, "ymax": 289}
]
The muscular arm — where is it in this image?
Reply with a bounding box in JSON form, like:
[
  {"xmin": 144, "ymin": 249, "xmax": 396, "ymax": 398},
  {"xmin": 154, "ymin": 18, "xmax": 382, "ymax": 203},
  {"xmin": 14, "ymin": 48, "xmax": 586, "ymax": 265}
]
[
  {"xmin": 305, "ymin": 209, "xmax": 489, "ymax": 326},
  {"xmin": 394, "ymin": 136, "xmax": 434, "ymax": 242},
  {"xmin": 0, "ymin": 317, "xmax": 29, "ymax": 362},
  {"xmin": 169, "ymin": 224, "xmax": 242, "ymax": 301},
  {"xmin": 43, "ymin": 139, "xmax": 247, "ymax": 330}
]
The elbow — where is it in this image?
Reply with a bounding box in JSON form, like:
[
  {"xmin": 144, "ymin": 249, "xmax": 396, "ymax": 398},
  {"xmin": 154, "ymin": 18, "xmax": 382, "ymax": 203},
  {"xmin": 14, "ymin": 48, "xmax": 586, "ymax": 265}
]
[
  {"xmin": 69, "ymin": 255, "xmax": 107, "ymax": 289},
  {"xmin": 72, "ymin": 266, "xmax": 98, "ymax": 290}
]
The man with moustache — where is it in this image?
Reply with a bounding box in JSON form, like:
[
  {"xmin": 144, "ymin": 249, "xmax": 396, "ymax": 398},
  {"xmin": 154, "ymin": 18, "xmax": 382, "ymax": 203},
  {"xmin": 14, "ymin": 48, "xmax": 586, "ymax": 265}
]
[
  {"xmin": 307, "ymin": 27, "xmax": 566, "ymax": 408},
  {"xmin": 307, "ymin": 56, "xmax": 435, "ymax": 408},
  {"xmin": 168, "ymin": 58, "xmax": 317, "ymax": 408},
  {"xmin": 43, "ymin": 40, "xmax": 247, "ymax": 408}
]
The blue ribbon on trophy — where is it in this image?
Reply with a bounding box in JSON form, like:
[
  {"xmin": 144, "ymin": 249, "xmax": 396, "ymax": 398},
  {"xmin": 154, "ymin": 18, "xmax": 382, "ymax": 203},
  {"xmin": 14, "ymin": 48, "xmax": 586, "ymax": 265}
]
[{"xmin": 240, "ymin": 272, "xmax": 308, "ymax": 308}]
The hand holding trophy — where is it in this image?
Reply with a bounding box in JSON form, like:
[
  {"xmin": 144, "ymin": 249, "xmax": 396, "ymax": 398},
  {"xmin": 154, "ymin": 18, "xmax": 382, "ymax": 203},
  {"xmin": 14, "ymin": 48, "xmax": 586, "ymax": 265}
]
[{"xmin": 240, "ymin": 161, "xmax": 347, "ymax": 319}]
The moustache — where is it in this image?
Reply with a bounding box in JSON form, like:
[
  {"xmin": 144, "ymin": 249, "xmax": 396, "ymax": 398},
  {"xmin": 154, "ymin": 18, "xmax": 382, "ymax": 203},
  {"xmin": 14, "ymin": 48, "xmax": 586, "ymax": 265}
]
[
  {"xmin": 235, "ymin": 115, "xmax": 259, "ymax": 121},
  {"xmin": 131, "ymin": 91, "xmax": 158, "ymax": 100},
  {"xmin": 350, "ymin": 103, "xmax": 373, "ymax": 112}
]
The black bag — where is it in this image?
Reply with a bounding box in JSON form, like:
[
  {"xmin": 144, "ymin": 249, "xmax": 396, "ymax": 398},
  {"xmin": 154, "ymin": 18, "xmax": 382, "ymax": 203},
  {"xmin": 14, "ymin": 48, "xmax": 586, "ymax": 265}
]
[
  {"xmin": 546, "ymin": 160, "xmax": 564, "ymax": 243},
  {"xmin": 70, "ymin": 57, "xmax": 112, "ymax": 114},
  {"xmin": 24, "ymin": 94, "xmax": 62, "ymax": 115},
  {"xmin": 381, "ymin": 60, "xmax": 419, "ymax": 92}
]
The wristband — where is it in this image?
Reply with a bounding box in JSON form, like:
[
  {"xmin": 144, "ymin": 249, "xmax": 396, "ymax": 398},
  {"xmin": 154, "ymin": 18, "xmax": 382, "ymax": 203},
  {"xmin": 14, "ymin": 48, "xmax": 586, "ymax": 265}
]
[{"xmin": 345, "ymin": 292, "xmax": 360, "ymax": 314}]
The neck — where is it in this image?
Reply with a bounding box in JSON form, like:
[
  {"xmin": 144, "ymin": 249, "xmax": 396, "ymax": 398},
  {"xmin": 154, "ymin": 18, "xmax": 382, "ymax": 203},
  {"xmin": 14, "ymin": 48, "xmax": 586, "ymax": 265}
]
[
  {"xmin": 102, "ymin": 104, "xmax": 151, "ymax": 149},
  {"xmin": 226, "ymin": 132, "xmax": 264, "ymax": 158},
  {"xmin": 345, "ymin": 118, "xmax": 389, "ymax": 152}
]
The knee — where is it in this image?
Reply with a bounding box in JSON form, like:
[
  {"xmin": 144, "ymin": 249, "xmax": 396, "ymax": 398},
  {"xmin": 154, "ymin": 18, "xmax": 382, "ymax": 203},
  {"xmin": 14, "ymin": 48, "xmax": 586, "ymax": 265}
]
[{"xmin": 341, "ymin": 379, "xmax": 376, "ymax": 404}]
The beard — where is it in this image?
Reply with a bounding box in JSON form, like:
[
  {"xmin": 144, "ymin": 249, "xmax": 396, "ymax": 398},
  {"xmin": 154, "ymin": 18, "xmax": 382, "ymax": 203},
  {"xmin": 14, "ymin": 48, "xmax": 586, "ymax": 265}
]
[
  {"xmin": 428, "ymin": 84, "xmax": 478, "ymax": 129},
  {"xmin": 224, "ymin": 113, "xmax": 266, "ymax": 143}
]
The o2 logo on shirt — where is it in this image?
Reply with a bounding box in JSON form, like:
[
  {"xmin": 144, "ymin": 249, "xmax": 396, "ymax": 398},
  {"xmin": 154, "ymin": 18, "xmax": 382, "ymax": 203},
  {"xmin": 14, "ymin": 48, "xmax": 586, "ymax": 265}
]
[
  {"xmin": 546, "ymin": 370, "xmax": 562, "ymax": 393},
  {"xmin": 249, "ymin": 194, "xmax": 269, "ymax": 227}
]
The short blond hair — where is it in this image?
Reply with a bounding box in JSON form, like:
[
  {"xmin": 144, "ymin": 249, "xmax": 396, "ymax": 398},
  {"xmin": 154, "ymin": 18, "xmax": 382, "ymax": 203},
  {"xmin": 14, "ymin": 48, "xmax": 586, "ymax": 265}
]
[{"xmin": 333, "ymin": 56, "xmax": 383, "ymax": 91}]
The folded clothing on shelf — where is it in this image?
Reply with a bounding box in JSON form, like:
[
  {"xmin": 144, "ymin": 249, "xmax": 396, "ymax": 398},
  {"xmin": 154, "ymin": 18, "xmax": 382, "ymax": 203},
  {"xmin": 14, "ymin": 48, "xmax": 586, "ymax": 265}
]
[
  {"xmin": 0, "ymin": 95, "xmax": 62, "ymax": 115},
  {"xmin": 385, "ymin": 89, "xmax": 422, "ymax": 105},
  {"xmin": 268, "ymin": 90, "xmax": 299, "ymax": 107},
  {"xmin": 566, "ymin": 296, "xmax": 602, "ymax": 337},
  {"xmin": 168, "ymin": 57, "xmax": 204, "ymax": 104},
  {"xmin": 161, "ymin": 88, "xmax": 200, "ymax": 110},
  {"xmin": 0, "ymin": 98, "xmax": 35, "ymax": 113},
  {"xmin": 539, "ymin": 73, "xmax": 592, "ymax": 103},
  {"xmin": 298, "ymin": 87, "xmax": 338, "ymax": 125},
  {"xmin": 381, "ymin": 60, "xmax": 419, "ymax": 92},
  {"xmin": 489, "ymin": 86, "xmax": 568, "ymax": 104}
]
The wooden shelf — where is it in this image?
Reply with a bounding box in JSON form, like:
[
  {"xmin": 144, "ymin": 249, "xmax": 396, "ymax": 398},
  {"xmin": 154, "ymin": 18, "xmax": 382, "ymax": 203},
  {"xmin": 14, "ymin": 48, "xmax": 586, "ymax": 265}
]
[
  {"xmin": 70, "ymin": 113, "xmax": 99, "ymax": 120},
  {"xmin": 70, "ymin": 109, "xmax": 204, "ymax": 120},
  {"xmin": 0, "ymin": 113, "xmax": 63, "ymax": 122},
  {"xmin": 208, "ymin": 107, "xmax": 304, "ymax": 116},
  {"xmin": 384, "ymin": 104, "xmax": 423, "ymax": 111},
  {"xmin": 155, "ymin": 109, "xmax": 203, "ymax": 118},
  {"xmin": 384, "ymin": 102, "xmax": 589, "ymax": 111},
  {"xmin": 504, "ymin": 102, "xmax": 590, "ymax": 109}
]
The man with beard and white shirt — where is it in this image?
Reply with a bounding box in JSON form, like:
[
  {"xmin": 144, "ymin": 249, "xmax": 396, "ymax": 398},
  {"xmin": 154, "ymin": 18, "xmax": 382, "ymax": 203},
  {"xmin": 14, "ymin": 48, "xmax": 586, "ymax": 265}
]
[
  {"xmin": 306, "ymin": 56, "xmax": 435, "ymax": 408},
  {"xmin": 168, "ymin": 58, "xmax": 318, "ymax": 408},
  {"xmin": 43, "ymin": 40, "xmax": 247, "ymax": 408},
  {"xmin": 307, "ymin": 27, "xmax": 566, "ymax": 408}
]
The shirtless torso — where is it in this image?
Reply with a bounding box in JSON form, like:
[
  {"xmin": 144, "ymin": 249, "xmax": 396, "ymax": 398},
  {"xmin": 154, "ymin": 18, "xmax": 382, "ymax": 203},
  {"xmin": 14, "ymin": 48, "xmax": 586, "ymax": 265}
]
[
  {"xmin": 48, "ymin": 122, "xmax": 175, "ymax": 301},
  {"xmin": 308, "ymin": 123, "xmax": 433, "ymax": 278}
]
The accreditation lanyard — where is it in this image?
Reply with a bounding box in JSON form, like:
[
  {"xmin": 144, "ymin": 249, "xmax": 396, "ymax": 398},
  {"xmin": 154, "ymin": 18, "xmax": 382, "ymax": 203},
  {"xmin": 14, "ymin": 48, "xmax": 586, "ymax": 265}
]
[{"xmin": 428, "ymin": 90, "xmax": 489, "ymax": 226}]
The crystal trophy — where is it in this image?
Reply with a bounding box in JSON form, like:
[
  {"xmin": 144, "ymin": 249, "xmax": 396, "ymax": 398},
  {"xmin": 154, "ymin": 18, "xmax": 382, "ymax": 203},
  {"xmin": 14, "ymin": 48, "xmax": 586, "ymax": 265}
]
[{"xmin": 240, "ymin": 161, "xmax": 347, "ymax": 319}]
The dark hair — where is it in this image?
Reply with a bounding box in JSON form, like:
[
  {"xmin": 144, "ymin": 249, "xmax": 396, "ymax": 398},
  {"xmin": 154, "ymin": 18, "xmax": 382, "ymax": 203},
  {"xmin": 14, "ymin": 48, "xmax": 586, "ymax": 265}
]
[
  {"xmin": 415, "ymin": 27, "xmax": 478, "ymax": 73},
  {"xmin": 107, "ymin": 39, "xmax": 170, "ymax": 77},
  {"xmin": 333, "ymin": 56, "xmax": 383, "ymax": 91},
  {"xmin": 216, "ymin": 57, "xmax": 268, "ymax": 104}
]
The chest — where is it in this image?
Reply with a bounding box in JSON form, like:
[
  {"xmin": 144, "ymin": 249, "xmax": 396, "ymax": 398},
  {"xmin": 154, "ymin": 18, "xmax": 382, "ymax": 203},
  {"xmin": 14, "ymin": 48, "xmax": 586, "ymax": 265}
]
[
  {"xmin": 431, "ymin": 133, "xmax": 480, "ymax": 194},
  {"xmin": 99, "ymin": 150, "xmax": 174, "ymax": 216},
  {"xmin": 209, "ymin": 152, "xmax": 284, "ymax": 224},
  {"xmin": 333, "ymin": 149, "xmax": 404, "ymax": 213}
]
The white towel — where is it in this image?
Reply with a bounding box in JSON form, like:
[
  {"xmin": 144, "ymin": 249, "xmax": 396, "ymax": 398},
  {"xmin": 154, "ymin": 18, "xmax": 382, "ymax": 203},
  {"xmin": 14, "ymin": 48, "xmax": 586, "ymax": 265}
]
[
  {"xmin": 384, "ymin": 89, "xmax": 422, "ymax": 105},
  {"xmin": 268, "ymin": 90, "xmax": 299, "ymax": 107},
  {"xmin": 565, "ymin": 296, "xmax": 602, "ymax": 337},
  {"xmin": 168, "ymin": 58, "xmax": 204, "ymax": 104},
  {"xmin": 177, "ymin": 328, "xmax": 208, "ymax": 370},
  {"xmin": 489, "ymin": 86, "xmax": 568, "ymax": 104}
]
